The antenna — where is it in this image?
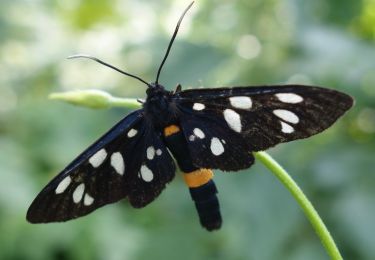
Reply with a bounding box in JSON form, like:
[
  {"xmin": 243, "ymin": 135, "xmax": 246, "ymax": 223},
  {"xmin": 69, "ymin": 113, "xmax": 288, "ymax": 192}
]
[
  {"xmin": 68, "ymin": 54, "xmax": 151, "ymax": 87},
  {"xmin": 155, "ymin": 1, "xmax": 194, "ymax": 85}
]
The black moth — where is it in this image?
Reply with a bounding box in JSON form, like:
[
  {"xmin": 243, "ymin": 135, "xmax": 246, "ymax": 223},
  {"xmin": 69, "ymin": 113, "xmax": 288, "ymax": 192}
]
[{"xmin": 27, "ymin": 2, "xmax": 353, "ymax": 231}]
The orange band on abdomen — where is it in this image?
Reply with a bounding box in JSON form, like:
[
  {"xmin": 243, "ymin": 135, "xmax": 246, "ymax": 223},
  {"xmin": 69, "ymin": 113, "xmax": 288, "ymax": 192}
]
[
  {"xmin": 164, "ymin": 124, "xmax": 180, "ymax": 137},
  {"xmin": 183, "ymin": 169, "xmax": 214, "ymax": 188}
]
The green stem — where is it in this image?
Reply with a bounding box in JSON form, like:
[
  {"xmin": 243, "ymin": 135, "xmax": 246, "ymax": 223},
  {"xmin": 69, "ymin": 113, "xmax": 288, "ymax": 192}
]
[
  {"xmin": 254, "ymin": 151, "xmax": 342, "ymax": 260},
  {"xmin": 108, "ymin": 96, "xmax": 142, "ymax": 109},
  {"xmin": 51, "ymin": 92, "xmax": 343, "ymax": 259}
]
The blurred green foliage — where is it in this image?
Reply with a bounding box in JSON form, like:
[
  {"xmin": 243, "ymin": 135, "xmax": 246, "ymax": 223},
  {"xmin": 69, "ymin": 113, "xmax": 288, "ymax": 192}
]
[{"xmin": 0, "ymin": 0, "xmax": 374, "ymax": 259}]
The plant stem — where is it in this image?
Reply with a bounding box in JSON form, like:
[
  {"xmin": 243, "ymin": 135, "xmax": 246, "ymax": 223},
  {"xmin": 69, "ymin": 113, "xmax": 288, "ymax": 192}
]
[
  {"xmin": 108, "ymin": 96, "xmax": 142, "ymax": 109},
  {"xmin": 254, "ymin": 151, "xmax": 343, "ymax": 260}
]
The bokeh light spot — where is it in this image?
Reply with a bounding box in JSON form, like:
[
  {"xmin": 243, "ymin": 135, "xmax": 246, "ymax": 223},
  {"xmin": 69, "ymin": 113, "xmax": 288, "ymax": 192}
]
[
  {"xmin": 357, "ymin": 108, "xmax": 375, "ymax": 133},
  {"xmin": 236, "ymin": 35, "xmax": 262, "ymax": 60}
]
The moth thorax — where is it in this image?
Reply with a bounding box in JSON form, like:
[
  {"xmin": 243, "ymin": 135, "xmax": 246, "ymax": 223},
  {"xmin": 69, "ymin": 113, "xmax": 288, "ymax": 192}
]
[{"xmin": 144, "ymin": 87, "xmax": 176, "ymax": 128}]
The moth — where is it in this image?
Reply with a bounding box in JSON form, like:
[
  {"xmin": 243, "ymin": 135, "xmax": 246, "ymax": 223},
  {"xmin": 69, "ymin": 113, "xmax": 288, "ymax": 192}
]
[{"xmin": 27, "ymin": 2, "xmax": 353, "ymax": 231}]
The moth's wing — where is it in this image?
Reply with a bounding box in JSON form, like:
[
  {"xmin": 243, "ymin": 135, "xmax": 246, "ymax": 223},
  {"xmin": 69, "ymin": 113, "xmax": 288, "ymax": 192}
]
[
  {"xmin": 178, "ymin": 112, "xmax": 255, "ymax": 171},
  {"xmin": 175, "ymin": 85, "xmax": 353, "ymax": 170},
  {"xmin": 27, "ymin": 110, "xmax": 175, "ymax": 223},
  {"xmin": 126, "ymin": 126, "xmax": 176, "ymax": 208}
]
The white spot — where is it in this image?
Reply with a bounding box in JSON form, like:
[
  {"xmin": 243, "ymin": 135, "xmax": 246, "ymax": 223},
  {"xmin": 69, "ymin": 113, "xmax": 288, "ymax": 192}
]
[
  {"xmin": 140, "ymin": 165, "xmax": 153, "ymax": 182},
  {"xmin": 275, "ymin": 93, "xmax": 303, "ymax": 103},
  {"xmin": 147, "ymin": 146, "xmax": 155, "ymax": 160},
  {"xmin": 223, "ymin": 109, "xmax": 242, "ymax": 132},
  {"xmin": 210, "ymin": 137, "xmax": 225, "ymax": 156},
  {"xmin": 89, "ymin": 149, "xmax": 107, "ymax": 168},
  {"xmin": 84, "ymin": 193, "xmax": 94, "ymax": 206},
  {"xmin": 229, "ymin": 96, "xmax": 252, "ymax": 109},
  {"xmin": 72, "ymin": 183, "xmax": 85, "ymax": 203},
  {"xmin": 156, "ymin": 149, "xmax": 162, "ymax": 156},
  {"xmin": 221, "ymin": 139, "xmax": 226, "ymax": 144},
  {"xmin": 127, "ymin": 128, "xmax": 138, "ymax": 138},
  {"xmin": 193, "ymin": 128, "xmax": 205, "ymax": 139},
  {"xmin": 273, "ymin": 109, "xmax": 299, "ymax": 124},
  {"xmin": 280, "ymin": 121, "xmax": 294, "ymax": 133},
  {"xmin": 111, "ymin": 152, "xmax": 125, "ymax": 175},
  {"xmin": 193, "ymin": 103, "xmax": 205, "ymax": 111},
  {"xmin": 189, "ymin": 135, "xmax": 196, "ymax": 141},
  {"xmin": 55, "ymin": 176, "xmax": 72, "ymax": 194}
]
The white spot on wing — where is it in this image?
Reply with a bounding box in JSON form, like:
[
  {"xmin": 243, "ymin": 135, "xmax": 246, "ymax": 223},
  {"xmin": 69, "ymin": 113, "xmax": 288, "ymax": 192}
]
[
  {"xmin": 140, "ymin": 165, "xmax": 153, "ymax": 182},
  {"xmin": 210, "ymin": 137, "xmax": 225, "ymax": 156},
  {"xmin": 84, "ymin": 193, "xmax": 94, "ymax": 206},
  {"xmin": 111, "ymin": 152, "xmax": 125, "ymax": 175},
  {"xmin": 156, "ymin": 149, "xmax": 162, "ymax": 156},
  {"xmin": 127, "ymin": 128, "xmax": 138, "ymax": 138},
  {"xmin": 147, "ymin": 146, "xmax": 155, "ymax": 160},
  {"xmin": 193, "ymin": 128, "xmax": 205, "ymax": 139},
  {"xmin": 273, "ymin": 109, "xmax": 299, "ymax": 124},
  {"xmin": 280, "ymin": 121, "xmax": 294, "ymax": 133},
  {"xmin": 193, "ymin": 103, "xmax": 205, "ymax": 111},
  {"xmin": 55, "ymin": 176, "xmax": 72, "ymax": 194},
  {"xmin": 223, "ymin": 109, "xmax": 242, "ymax": 132},
  {"xmin": 275, "ymin": 93, "xmax": 303, "ymax": 103},
  {"xmin": 89, "ymin": 149, "xmax": 107, "ymax": 168},
  {"xmin": 72, "ymin": 183, "xmax": 85, "ymax": 203},
  {"xmin": 189, "ymin": 135, "xmax": 196, "ymax": 141},
  {"xmin": 229, "ymin": 96, "xmax": 252, "ymax": 109}
]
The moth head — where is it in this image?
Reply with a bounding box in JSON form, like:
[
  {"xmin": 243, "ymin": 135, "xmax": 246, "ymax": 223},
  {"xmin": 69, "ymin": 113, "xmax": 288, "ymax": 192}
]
[{"xmin": 147, "ymin": 82, "xmax": 166, "ymax": 93}]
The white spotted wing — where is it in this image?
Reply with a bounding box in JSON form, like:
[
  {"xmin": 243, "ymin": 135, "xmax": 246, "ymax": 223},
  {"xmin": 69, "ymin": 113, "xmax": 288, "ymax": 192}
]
[
  {"xmin": 175, "ymin": 85, "xmax": 353, "ymax": 171},
  {"xmin": 27, "ymin": 110, "xmax": 175, "ymax": 223},
  {"xmin": 178, "ymin": 111, "xmax": 255, "ymax": 171}
]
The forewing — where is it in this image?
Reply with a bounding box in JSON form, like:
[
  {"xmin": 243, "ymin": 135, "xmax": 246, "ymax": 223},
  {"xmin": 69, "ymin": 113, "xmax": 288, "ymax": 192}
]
[
  {"xmin": 27, "ymin": 110, "xmax": 175, "ymax": 223},
  {"xmin": 175, "ymin": 85, "xmax": 353, "ymax": 170}
]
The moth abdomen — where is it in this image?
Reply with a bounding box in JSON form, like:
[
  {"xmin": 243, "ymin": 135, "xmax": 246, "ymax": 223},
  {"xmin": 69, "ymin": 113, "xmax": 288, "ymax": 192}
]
[
  {"xmin": 163, "ymin": 124, "xmax": 222, "ymax": 230},
  {"xmin": 185, "ymin": 170, "xmax": 222, "ymax": 231}
]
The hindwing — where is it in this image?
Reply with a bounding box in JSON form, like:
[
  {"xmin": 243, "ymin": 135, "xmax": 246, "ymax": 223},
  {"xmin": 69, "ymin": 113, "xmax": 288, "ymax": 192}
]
[{"xmin": 178, "ymin": 110, "xmax": 254, "ymax": 171}]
